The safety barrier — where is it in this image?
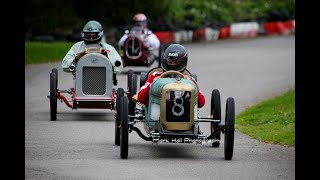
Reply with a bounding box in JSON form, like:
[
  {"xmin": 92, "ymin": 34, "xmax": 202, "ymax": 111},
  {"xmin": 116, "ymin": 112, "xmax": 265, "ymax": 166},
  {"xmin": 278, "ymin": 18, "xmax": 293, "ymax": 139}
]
[
  {"xmin": 153, "ymin": 31, "xmax": 174, "ymax": 44},
  {"xmin": 174, "ymin": 30, "xmax": 193, "ymax": 43},
  {"xmin": 153, "ymin": 19, "xmax": 294, "ymax": 44},
  {"xmin": 230, "ymin": 22, "xmax": 259, "ymax": 38}
]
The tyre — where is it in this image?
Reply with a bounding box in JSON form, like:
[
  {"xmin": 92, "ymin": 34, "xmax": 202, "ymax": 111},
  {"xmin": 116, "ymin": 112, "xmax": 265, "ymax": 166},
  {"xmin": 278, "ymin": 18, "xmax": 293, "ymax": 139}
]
[
  {"xmin": 120, "ymin": 96, "xmax": 129, "ymax": 159},
  {"xmin": 127, "ymin": 69, "xmax": 137, "ymax": 116},
  {"xmin": 211, "ymin": 89, "xmax": 221, "ymax": 147},
  {"xmin": 127, "ymin": 69, "xmax": 134, "ymax": 91},
  {"xmin": 140, "ymin": 72, "xmax": 148, "ymax": 88},
  {"xmin": 50, "ymin": 72, "xmax": 57, "ymax": 121},
  {"xmin": 52, "ymin": 68, "xmax": 58, "ymax": 88},
  {"xmin": 115, "ymin": 88, "xmax": 125, "ymax": 146},
  {"xmin": 224, "ymin": 97, "xmax": 235, "ymax": 160}
]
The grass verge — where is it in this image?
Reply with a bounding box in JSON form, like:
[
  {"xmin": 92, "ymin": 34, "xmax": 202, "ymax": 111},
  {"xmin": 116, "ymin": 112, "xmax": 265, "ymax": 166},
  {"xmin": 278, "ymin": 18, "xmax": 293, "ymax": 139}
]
[
  {"xmin": 25, "ymin": 41, "xmax": 74, "ymax": 64},
  {"xmin": 236, "ymin": 89, "xmax": 295, "ymax": 146}
]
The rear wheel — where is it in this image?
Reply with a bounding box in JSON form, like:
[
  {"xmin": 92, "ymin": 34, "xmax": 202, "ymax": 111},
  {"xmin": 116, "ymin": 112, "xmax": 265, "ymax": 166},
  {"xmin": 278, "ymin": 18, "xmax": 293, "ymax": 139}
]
[
  {"xmin": 211, "ymin": 89, "xmax": 221, "ymax": 147},
  {"xmin": 115, "ymin": 88, "xmax": 125, "ymax": 146},
  {"xmin": 120, "ymin": 96, "xmax": 129, "ymax": 159},
  {"xmin": 50, "ymin": 72, "xmax": 57, "ymax": 121},
  {"xmin": 224, "ymin": 97, "xmax": 235, "ymax": 160},
  {"xmin": 127, "ymin": 69, "xmax": 137, "ymax": 116}
]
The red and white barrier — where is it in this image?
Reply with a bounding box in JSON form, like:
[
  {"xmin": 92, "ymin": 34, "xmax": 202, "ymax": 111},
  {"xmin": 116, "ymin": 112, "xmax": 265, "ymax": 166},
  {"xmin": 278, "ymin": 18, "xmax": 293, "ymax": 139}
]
[
  {"xmin": 153, "ymin": 31, "xmax": 174, "ymax": 44},
  {"xmin": 205, "ymin": 28, "xmax": 219, "ymax": 41},
  {"xmin": 218, "ymin": 26, "xmax": 230, "ymax": 39},
  {"xmin": 263, "ymin": 21, "xmax": 290, "ymax": 35},
  {"xmin": 283, "ymin": 19, "xmax": 295, "ymax": 33},
  {"xmin": 192, "ymin": 28, "xmax": 206, "ymax": 41},
  {"xmin": 192, "ymin": 28, "xmax": 219, "ymax": 42},
  {"xmin": 153, "ymin": 19, "xmax": 294, "ymax": 44},
  {"xmin": 174, "ymin": 30, "xmax": 193, "ymax": 43},
  {"xmin": 230, "ymin": 22, "xmax": 259, "ymax": 38}
]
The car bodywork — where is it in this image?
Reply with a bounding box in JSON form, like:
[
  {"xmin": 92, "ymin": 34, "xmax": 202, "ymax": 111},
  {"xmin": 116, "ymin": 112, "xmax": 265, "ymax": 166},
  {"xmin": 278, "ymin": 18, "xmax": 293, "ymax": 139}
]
[
  {"xmin": 116, "ymin": 68, "xmax": 235, "ymax": 160},
  {"xmin": 48, "ymin": 46, "xmax": 118, "ymax": 120},
  {"xmin": 119, "ymin": 27, "xmax": 166, "ymax": 67}
]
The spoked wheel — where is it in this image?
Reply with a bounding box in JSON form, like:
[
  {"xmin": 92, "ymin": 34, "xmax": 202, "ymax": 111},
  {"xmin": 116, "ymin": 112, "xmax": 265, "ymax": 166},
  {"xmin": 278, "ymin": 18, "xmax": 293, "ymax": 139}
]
[
  {"xmin": 50, "ymin": 71, "xmax": 58, "ymax": 121},
  {"xmin": 120, "ymin": 96, "xmax": 129, "ymax": 159},
  {"xmin": 115, "ymin": 88, "xmax": 125, "ymax": 146},
  {"xmin": 127, "ymin": 69, "xmax": 137, "ymax": 116},
  {"xmin": 224, "ymin": 97, "xmax": 235, "ymax": 160},
  {"xmin": 210, "ymin": 89, "xmax": 221, "ymax": 147}
]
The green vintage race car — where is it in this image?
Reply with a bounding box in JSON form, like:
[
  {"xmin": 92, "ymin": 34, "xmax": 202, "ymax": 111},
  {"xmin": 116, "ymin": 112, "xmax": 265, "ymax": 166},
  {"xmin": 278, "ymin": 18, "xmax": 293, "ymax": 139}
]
[{"xmin": 115, "ymin": 67, "xmax": 235, "ymax": 160}]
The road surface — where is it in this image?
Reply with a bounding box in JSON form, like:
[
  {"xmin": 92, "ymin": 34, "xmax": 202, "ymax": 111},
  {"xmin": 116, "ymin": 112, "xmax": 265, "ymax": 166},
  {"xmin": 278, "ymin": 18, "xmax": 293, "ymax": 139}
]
[{"xmin": 25, "ymin": 35, "xmax": 295, "ymax": 179}]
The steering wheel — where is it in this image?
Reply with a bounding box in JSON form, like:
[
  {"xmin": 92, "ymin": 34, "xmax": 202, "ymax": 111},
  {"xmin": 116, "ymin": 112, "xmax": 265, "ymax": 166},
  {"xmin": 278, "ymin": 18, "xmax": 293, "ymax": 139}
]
[
  {"xmin": 159, "ymin": 70, "xmax": 199, "ymax": 89},
  {"xmin": 159, "ymin": 70, "xmax": 187, "ymax": 79},
  {"xmin": 85, "ymin": 46, "xmax": 102, "ymax": 54}
]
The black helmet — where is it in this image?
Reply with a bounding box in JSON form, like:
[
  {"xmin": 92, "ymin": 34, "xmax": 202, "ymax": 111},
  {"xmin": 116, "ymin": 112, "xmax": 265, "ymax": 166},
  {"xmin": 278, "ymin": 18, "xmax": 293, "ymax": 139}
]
[
  {"xmin": 161, "ymin": 44, "xmax": 188, "ymax": 72},
  {"xmin": 81, "ymin": 20, "xmax": 103, "ymax": 44}
]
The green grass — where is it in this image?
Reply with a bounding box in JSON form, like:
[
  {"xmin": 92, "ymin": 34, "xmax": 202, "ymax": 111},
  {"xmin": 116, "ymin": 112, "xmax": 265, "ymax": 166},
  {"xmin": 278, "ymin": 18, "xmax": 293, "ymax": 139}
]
[
  {"xmin": 25, "ymin": 41, "xmax": 75, "ymax": 64},
  {"xmin": 236, "ymin": 89, "xmax": 295, "ymax": 146}
]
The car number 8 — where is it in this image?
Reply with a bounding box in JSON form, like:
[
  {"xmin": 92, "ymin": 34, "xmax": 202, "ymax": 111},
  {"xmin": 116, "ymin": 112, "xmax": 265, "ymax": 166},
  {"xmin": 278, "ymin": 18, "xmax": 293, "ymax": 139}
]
[{"xmin": 172, "ymin": 97, "xmax": 184, "ymax": 116}]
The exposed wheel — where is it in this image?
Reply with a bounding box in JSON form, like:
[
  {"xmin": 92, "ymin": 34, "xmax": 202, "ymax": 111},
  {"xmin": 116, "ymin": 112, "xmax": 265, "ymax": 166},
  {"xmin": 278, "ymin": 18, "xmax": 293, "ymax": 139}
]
[
  {"xmin": 50, "ymin": 72, "xmax": 57, "ymax": 121},
  {"xmin": 211, "ymin": 89, "xmax": 221, "ymax": 147},
  {"xmin": 115, "ymin": 88, "xmax": 125, "ymax": 146},
  {"xmin": 127, "ymin": 69, "xmax": 133, "ymax": 90},
  {"xmin": 52, "ymin": 68, "xmax": 58, "ymax": 88},
  {"xmin": 224, "ymin": 97, "xmax": 235, "ymax": 160},
  {"xmin": 120, "ymin": 96, "xmax": 129, "ymax": 159},
  {"xmin": 127, "ymin": 69, "xmax": 137, "ymax": 116},
  {"xmin": 140, "ymin": 72, "xmax": 148, "ymax": 88}
]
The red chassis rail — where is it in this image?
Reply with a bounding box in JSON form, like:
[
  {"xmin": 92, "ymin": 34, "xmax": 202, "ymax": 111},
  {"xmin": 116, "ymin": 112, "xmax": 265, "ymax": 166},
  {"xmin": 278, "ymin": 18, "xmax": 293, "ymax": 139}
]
[{"xmin": 57, "ymin": 88, "xmax": 115, "ymax": 109}]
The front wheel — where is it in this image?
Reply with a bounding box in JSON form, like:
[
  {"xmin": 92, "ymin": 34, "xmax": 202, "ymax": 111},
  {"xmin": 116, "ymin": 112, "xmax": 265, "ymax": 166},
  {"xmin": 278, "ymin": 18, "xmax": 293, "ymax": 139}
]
[
  {"xmin": 50, "ymin": 72, "xmax": 57, "ymax": 121},
  {"xmin": 211, "ymin": 89, "xmax": 221, "ymax": 147},
  {"xmin": 120, "ymin": 96, "xmax": 129, "ymax": 159},
  {"xmin": 224, "ymin": 97, "xmax": 235, "ymax": 160},
  {"xmin": 115, "ymin": 88, "xmax": 125, "ymax": 146},
  {"xmin": 52, "ymin": 68, "xmax": 58, "ymax": 88}
]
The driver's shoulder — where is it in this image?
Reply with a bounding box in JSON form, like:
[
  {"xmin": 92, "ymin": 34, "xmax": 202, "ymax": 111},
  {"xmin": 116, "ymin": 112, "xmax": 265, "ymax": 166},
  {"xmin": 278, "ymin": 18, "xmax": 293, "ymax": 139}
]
[
  {"xmin": 101, "ymin": 42, "xmax": 116, "ymax": 50},
  {"xmin": 182, "ymin": 69, "xmax": 192, "ymax": 76},
  {"xmin": 151, "ymin": 71, "xmax": 163, "ymax": 77},
  {"xmin": 73, "ymin": 41, "xmax": 85, "ymax": 48}
]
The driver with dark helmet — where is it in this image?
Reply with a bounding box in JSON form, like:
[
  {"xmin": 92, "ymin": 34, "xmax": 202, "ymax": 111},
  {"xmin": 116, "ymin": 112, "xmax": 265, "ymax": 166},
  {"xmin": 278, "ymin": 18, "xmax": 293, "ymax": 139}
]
[
  {"xmin": 137, "ymin": 44, "xmax": 205, "ymax": 107},
  {"xmin": 62, "ymin": 20, "xmax": 123, "ymax": 74}
]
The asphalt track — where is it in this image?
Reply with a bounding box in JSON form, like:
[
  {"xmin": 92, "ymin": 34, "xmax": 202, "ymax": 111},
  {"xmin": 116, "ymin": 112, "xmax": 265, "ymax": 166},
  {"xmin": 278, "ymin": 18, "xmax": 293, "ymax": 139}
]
[{"xmin": 25, "ymin": 35, "xmax": 295, "ymax": 179}]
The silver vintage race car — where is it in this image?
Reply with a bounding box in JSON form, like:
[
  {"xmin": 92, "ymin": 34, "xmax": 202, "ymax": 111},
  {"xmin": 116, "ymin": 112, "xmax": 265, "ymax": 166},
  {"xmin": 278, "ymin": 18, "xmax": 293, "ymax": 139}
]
[{"xmin": 48, "ymin": 45, "xmax": 121, "ymax": 120}]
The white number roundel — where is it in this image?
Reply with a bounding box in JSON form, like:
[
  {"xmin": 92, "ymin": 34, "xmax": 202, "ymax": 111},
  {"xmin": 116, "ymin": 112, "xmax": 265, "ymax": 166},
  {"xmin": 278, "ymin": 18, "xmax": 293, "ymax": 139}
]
[{"xmin": 172, "ymin": 97, "xmax": 184, "ymax": 116}]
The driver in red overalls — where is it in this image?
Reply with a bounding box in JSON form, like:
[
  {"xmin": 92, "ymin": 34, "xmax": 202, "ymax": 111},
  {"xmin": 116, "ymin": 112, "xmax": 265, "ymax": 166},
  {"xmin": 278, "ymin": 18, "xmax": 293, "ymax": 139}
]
[{"xmin": 137, "ymin": 44, "xmax": 205, "ymax": 108}]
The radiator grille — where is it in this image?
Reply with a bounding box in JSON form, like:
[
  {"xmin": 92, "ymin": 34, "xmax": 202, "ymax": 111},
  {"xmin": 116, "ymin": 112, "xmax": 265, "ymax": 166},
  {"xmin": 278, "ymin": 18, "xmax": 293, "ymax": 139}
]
[
  {"xmin": 127, "ymin": 39, "xmax": 140, "ymax": 56},
  {"xmin": 82, "ymin": 67, "xmax": 106, "ymax": 95}
]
